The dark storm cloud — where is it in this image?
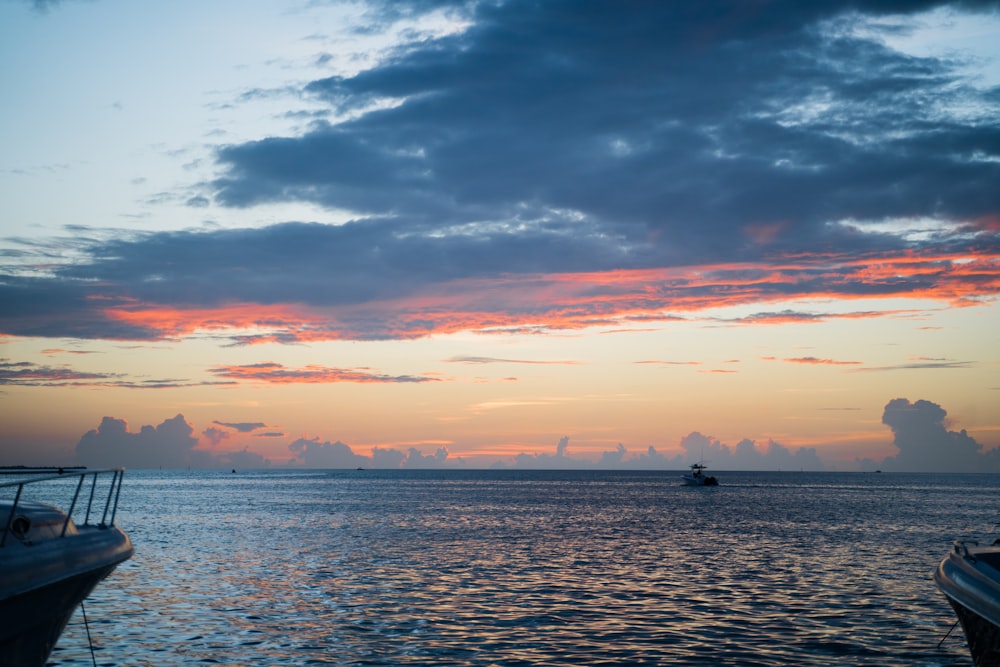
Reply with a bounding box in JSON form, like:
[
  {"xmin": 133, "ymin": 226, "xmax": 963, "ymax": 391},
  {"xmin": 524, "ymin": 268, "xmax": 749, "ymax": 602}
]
[{"xmin": 214, "ymin": 0, "xmax": 1000, "ymax": 264}]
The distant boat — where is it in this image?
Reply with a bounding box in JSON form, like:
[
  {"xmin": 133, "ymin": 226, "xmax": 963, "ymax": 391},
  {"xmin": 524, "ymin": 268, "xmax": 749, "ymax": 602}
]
[
  {"xmin": 0, "ymin": 468, "xmax": 133, "ymax": 666},
  {"xmin": 935, "ymin": 539, "xmax": 1000, "ymax": 666},
  {"xmin": 681, "ymin": 463, "xmax": 718, "ymax": 486}
]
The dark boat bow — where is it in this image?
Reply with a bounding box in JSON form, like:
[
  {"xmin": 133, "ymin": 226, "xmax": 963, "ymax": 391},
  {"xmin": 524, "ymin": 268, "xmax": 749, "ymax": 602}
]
[
  {"xmin": 935, "ymin": 540, "xmax": 1000, "ymax": 667},
  {"xmin": 0, "ymin": 469, "xmax": 133, "ymax": 666}
]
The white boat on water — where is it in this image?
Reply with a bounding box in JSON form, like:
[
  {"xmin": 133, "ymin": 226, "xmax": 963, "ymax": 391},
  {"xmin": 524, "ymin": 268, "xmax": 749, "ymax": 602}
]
[
  {"xmin": 681, "ymin": 463, "xmax": 718, "ymax": 486},
  {"xmin": 935, "ymin": 539, "xmax": 1000, "ymax": 667},
  {"xmin": 0, "ymin": 468, "xmax": 133, "ymax": 666}
]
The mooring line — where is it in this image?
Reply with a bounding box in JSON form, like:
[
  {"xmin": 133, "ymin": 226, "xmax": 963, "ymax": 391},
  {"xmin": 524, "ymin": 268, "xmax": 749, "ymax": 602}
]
[
  {"xmin": 80, "ymin": 601, "xmax": 98, "ymax": 667},
  {"xmin": 937, "ymin": 619, "xmax": 960, "ymax": 649}
]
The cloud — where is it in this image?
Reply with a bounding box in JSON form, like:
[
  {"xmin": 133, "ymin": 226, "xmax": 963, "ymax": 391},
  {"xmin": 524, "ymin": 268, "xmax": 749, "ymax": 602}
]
[
  {"xmin": 76, "ymin": 414, "xmax": 214, "ymax": 469},
  {"xmin": 446, "ymin": 356, "xmax": 578, "ymax": 365},
  {"xmin": 598, "ymin": 443, "xmax": 628, "ymax": 468},
  {"xmin": 403, "ymin": 446, "xmax": 451, "ymax": 468},
  {"xmin": 215, "ymin": 1, "xmax": 1000, "ymax": 248},
  {"xmin": 213, "ymin": 421, "xmax": 268, "ymax": 433},
  {"xmin": 1, "ymin": 233, "xmax": 995, "ymax": 342},
  {"xmin": 1, "ymin": 1, "xmax": 998, "ymax": 344},
  {"xmin": 853, "ymin": 359, "xmax": 975, "ymax": 371},
  {"xmin": 0, "ymin": 358, "xmax": 223, "ymax": 389},
  {"xmin": 202, "ymin": 426, "xmax": 229, "ymax": 447},
  {"xmin": 764, "ymin": 354, "xmax": 975, "ymax": 372},
  {"xmin": 0, "ymin": 358, "xmax": 120, "ymax": 387},
  {"xmin": 495, "ymin": 433, "xmax": 826, "ymax": 471},
  {"xmin": 371, "ymin": 446, "xmax": 405, "ymax": 469},
  {"xmin": 21, "ymin": 0, "xmax": 80, "ymax": 12},
  {"xmin": 72, "ymin": 397, "xmax": 993, "ymax": 471},
  {"xmin": 288, "ymin": 437, "xmax": 369, "ymax": 468},
  {"xmin": 878, "ymin": 397, "xmax": 998, "ymax": 472},
  {"xmin": 508, "ymin": 435, "xmax": 576, "ymax": 469},
  {"xmin": 227, "ymin": 448, "xmax": 269, "ymax": 469},
  {"xmin": 782, "ymin": 357, "xmax": 863, "ymax": 366},
  {"xmin": 75, "ymin": 415, "xmax": 277, "ymax": 469},
  {"xmin": 725, "ymin": 310, "xmax": 898, "ymax": 325},
  {"xmin": 673, "ymin": 432, "xmax": 825, "ymax": 471},
  {"xmin": 208, "ymin": 362, "xmax": 440, "ymax": 384}
]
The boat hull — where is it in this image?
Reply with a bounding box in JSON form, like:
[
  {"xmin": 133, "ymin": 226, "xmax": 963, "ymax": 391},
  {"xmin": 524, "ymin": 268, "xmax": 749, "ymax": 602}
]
[
  {"xmin": 935, "ymin": 541, "xmax": 1000, "ymax": 667},
  {"xmin": 681, "ymin": 474, "xmax": 718, "ymax": 486},
  {"xmin": 0, "ymin": 559, "xmax": 123, "ymax": 665}
]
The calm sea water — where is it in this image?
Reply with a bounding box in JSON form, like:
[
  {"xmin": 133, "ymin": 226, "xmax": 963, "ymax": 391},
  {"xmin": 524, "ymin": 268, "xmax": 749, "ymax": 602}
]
[{"xmin": 46, "ymin": 469, "xmax": 1000, "ymax": 666}]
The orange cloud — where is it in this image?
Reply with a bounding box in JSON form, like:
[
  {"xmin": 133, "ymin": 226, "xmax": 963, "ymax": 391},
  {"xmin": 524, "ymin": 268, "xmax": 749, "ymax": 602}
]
[
  {"xmin": 104, "ymin": 302, "xmax": 326, "ymax": 340},
  {"xmin": 94, "ymin": 250, "xmax": 999, "ymax": 343},
  {"xmin": 208, "ymin": 362, "xmax": 440, "ymax": 385}
]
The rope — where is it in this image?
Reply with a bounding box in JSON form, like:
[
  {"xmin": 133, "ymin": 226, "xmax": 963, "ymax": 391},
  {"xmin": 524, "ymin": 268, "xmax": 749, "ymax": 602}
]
[
  {"xmin": 938, "ymin": 619, "xmax": 960, "ymax": 649},
  {"xmin": 80, "ymin": 601, "xmax": 98, "ymax": 667}
]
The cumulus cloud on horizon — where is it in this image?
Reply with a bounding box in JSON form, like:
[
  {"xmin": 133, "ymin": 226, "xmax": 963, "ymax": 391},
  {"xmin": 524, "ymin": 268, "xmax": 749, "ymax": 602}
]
[
  {"xmin": 876, "ymin": 397, "xmax": 999, "ymax": 472},
  {"xmin": 73, "ymin": 397, "xmax": 996, "ymax": 472}
]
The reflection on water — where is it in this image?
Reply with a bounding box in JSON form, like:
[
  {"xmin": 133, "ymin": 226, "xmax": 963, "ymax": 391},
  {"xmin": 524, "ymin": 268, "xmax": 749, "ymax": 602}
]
[{"xmin": 48, "ymin": 470, "xmax": 995, "ymax": 665}]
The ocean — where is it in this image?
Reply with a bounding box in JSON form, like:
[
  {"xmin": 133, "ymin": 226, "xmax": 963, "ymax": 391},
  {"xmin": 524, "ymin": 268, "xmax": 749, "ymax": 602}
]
[{"xmin": 46, "ymin": 469, "xmax": 998, "ymax": 666}]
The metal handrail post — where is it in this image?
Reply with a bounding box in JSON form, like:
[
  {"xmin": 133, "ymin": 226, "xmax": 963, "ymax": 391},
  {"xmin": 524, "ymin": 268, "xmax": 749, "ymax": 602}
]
[
  {"xmin": 100, "ymin": 470, "xmax": 117, "ymax": 528},
  {"xmin": 84, "ymin": 471, "xmax": 99, "ymax": 526},
  {"xmin": 1, "ymin": 483, "xmax": 24, "ymax": 548},
  {"xmin": 61, "ymin": 474, "xmax": 86, "ymax": 537},
  {"xmin": 109, "ymin": 469, "xmax": 124, "ymax": 526}
]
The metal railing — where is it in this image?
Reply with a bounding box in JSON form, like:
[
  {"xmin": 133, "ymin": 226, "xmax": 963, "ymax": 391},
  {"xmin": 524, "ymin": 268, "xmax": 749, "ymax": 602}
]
[{"xmin": 0, "ymin": 468, "xmax": 126, "ymax": 547}]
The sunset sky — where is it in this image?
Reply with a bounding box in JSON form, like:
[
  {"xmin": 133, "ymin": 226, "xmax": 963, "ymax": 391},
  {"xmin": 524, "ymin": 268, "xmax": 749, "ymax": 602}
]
[{"xmin": 1, "ymin": 0, "xmax": 998, "ymax": 471}]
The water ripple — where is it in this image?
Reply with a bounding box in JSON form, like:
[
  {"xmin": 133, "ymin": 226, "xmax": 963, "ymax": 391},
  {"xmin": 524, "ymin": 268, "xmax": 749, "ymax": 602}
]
[{"xmin": 47, "ymin": 470, "xmax": 998, "ymax": 666}]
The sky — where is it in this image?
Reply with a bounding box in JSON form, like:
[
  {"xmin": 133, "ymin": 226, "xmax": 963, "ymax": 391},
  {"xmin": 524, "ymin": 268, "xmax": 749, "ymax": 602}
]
[{"xmin": 1, "ymin": 0, "xmax": 998, "ymax": 471}]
